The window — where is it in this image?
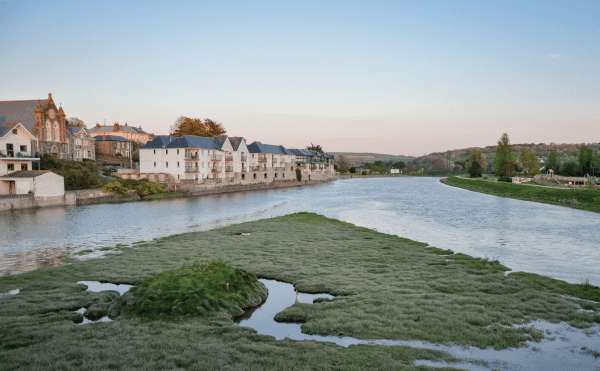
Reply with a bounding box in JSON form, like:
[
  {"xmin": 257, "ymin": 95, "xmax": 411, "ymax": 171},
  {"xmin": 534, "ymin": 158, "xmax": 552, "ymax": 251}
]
[
  {"xmin": 252, "ymin": 154, "xmax": 255, "ymax": 158},
  {"xmin": 12, "ymin": 129, "xmax": 17, "ymax": 134},
  {"xmin": 166, "ymin": 150, "xmax": 168, "ymax": 154},
  {"xmin": 87, "ymin": 151, "xmax": 92, "ymax": 158},
  {"xmin": 275, "ymin": 173, "xmax": 278, "ymax": 178},
  {"xmin": 177, "ymin": 149, "xmax": 179, "ymax": 155},
  {"xmin": 153, "ymin": 149, "xmax": 156, "ymax": 154},
  {"xmin": 20, "ymin": 145, "xmax": 26, "ymax": 151},
  {"xmin": 21, "ymin": 164, "xmax": 28, "ymax": 170},
  {"xmin": 177, "ymin": 175, "xmax": 180, "ymax": 180},
  {"xmin": 7, "ymin": 164, "xmax": 14, "ymax": 171},
  {"xmin": 166, "ymin": 162, "xmax": 168, "ymax": 168},
  {"xmin": 264, "ymin": 173, "xmax": 267, "ymax": 179},
  {"xmin": 177, "ymin": 162, "xmax": 180, "ymax": 167},
  {"xmin": 254, "ymin": 174, "xmax": 257, "ymax": 179},
  {"xmin": 54, "ymin": 123, "xmax": 59, "ymax": 141},
  {"xmin": 242, "ymin": 174, "xmax": 245, "ymax": 180},
  {"xmin": 46, "ymin": 122, "xmax": 51, "ymax": 141},
  {"xmin": 154, "ymin": 162, "xmax": 156, "ymax": 167}
]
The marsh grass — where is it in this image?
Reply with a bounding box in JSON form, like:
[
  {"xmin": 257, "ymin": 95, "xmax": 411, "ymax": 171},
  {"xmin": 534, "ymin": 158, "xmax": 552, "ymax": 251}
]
[
  {"xmin": 1, "ymin": 213, "xmax": 599, "ymax": 370},
  {"xmin": 442, "ymin": 176, "xmax": 600, "ymax": 213}
]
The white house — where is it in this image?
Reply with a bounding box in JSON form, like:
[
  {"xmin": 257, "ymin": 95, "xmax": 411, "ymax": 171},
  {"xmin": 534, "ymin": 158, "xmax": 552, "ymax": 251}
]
[
  {"xmin": 247, "ymin": 141, "xmax": 296, "ymax": 173},
  {"xmin": 0, "ymin": 122, "xmax": 40, "ymax": 176},
  {"xmin": 0, "ymin": 170, "xmax": 64, "ymax": 196}
]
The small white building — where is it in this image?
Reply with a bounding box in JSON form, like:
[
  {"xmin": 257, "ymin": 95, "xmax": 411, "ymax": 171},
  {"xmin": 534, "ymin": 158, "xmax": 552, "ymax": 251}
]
[
  {"xmin": 0, "ymin": 122, "xmax": 40, "ymax": 176},
  {"xmin": 390, "ymin": 169, "xmax": 400, "ymax": 174},
  {"xmin": 0, "ymin": 170, "xmax": 64, "ymax": 196}
]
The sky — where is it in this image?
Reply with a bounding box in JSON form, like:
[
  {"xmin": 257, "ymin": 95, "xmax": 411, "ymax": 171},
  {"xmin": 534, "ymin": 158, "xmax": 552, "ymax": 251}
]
[{"xmin": 0, "ymin": 0, "xmax": 598, "ymax": 156}]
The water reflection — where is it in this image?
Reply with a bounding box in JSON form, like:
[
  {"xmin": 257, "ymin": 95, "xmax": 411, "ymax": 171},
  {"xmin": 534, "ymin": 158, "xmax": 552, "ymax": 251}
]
[
  {"xmin": 1, "ymin": 178, "xmax": 599, "ymax": 285},
  {"xmin": 238, "ymin": 280, "xmax": 600, "ymax": 371},
  {"xmin": 77, "ymin": 281, "xmax": 133, "ymax": 296}
]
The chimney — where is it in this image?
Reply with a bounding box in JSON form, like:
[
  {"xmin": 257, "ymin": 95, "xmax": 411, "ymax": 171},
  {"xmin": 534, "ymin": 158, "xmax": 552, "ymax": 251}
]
[
  {"xmin": 96, "ymin": 123, "xmax": 100, "ymax": 129},
  {"xmin": 103, "ymin": 134, "xmax": 106, "ymax": 140},
  {"xmin": 139, "ymin": 126, "xmax": 142, "ymax": 130},
  {"xmin": 114, "ymin": 123, "xmax": 119, "ymax": 131},
  {"xmin": 125, "ymin": 122, "xmax": 127, "ymax": 126}
]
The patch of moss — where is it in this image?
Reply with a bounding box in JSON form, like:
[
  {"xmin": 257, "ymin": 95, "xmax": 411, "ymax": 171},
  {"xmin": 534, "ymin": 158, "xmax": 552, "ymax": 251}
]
[{"xmin": 109, "ymin": 259, "xmax": 267, "ymax": 320}]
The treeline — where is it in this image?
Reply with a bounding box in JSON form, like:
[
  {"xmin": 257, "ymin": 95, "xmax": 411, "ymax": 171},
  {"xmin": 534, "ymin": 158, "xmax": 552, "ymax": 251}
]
[{"xmin": 40, "ymin": 155, "xmax": 104, "ymax": 191}]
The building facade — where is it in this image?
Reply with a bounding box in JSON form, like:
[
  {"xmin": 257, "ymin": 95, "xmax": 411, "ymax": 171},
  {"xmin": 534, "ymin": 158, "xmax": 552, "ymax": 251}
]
[
  {"xmin": 0, "ymin": 93, "xmax": 71, "ymax": 159},
  {"xmin": 93, "ymin": 135, "xmax": 132, "ymax": 158},
  {"xmin": 88, "ymin": 122, "xmax": 152, "ymax": 144},
  {"xmin": 68, "ymin": 127, "xmax": 95, "ymax": 161},
  {"xmin": 0, "ymin": 122, "xmax": 39, "ymax": 176}
]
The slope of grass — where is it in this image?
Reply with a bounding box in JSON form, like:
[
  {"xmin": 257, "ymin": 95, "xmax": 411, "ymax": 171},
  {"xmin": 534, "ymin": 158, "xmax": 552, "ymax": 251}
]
[
  {"xmin": 1, "ymin": 213, "xmax": 599, "ymax": 370},
  {"xmin": 442, "ymin": 176, "xmax": 600, "ymax": 213}
]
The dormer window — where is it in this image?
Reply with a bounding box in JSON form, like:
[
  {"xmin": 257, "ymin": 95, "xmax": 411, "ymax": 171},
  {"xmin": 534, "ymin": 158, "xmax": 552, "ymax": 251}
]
[{"xmin": 12, "ymin": 129, "xmax": 17, "ymax": 135}]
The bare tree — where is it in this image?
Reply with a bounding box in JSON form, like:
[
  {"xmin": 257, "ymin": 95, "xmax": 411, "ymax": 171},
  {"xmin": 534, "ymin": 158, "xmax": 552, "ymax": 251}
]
[
  {"xmin": 336, "ymin": 155, "xmax": 351, "ymax": 173},
  {"xmin": 67, "ymin": 117, "xmax": 86, "ymax": 128}
]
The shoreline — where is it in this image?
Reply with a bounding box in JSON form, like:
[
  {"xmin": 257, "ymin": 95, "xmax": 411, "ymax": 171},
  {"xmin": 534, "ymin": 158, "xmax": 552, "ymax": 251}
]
[
  {"xmin": 441, "ymin": 176, "xmax": 600, "ymax": 214},
  {"xmin": 1, "ymin": 213, "xmax": 599, "ymax": 370}
]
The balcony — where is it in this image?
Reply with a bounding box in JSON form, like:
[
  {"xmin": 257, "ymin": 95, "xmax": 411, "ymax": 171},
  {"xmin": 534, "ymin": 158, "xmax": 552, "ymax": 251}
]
[
  {"xmin": 225, "ymin": 156, "xmax": 233, "ymax": 162},
  {"xmin": 211, "ymin": 167, "xmax": 222, "ymax": 173},
  {"xmin": 211, "ymin": 155, "xmax": 222, "ymax": 161},
  {"xmin": 272, "ymin": 158, "xmax": 278, "ymax": 163},
  {"xmin": 185, "ymin": 153, "xmax": 199, "ymax": 160},
  {"xmin": 0, "ymin": 150, "xmax": 38, "ymax": 160},
  {"xmin": 258, "ymin": 157, "xmax": 267, "ymax": 163},
  {"xmin": 185, "ymin": 166, "xmax": 199, "ymax": 173},
  {"xmin": 240, "ymin": 156, "xmax": 247, "ymax": 162},
  {"xmin": 225, "ymin": 166, "xmax": 233, "ymax": 172}
]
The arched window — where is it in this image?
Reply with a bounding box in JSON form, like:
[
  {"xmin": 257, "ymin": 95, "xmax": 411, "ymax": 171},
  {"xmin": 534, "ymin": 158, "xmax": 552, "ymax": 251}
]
[
  {"xmin": 54, "ymin": 123, "xmax": 59, "ymax": 141},
  {"xmin": 46, "ymin": 122, "xmax": 51, "ymax": 141}
]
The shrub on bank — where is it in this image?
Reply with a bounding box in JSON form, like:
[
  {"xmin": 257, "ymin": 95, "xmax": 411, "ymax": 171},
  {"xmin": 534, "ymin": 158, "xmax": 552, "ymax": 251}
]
[{"xmin": 102, "ymin": 178, "xmax": 166, "ymax": 198}]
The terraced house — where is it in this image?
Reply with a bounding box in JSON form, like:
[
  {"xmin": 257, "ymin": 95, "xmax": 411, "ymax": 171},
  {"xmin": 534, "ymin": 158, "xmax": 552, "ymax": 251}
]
[{"xmin": 88, "ymin": 122, "xmax": 152, "ymax": 144}]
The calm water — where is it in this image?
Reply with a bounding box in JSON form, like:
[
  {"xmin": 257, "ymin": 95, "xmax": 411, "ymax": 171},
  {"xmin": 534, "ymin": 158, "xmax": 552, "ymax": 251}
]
[{"xmin": 1, "ymin": 178, "xmax": 599, "ymax": 285}]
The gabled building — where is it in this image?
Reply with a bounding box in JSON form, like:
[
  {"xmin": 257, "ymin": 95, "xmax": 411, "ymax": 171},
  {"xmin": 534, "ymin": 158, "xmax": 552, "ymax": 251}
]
[
  {"xmin": 68, "ymin": 127, "xmax": 95, "ymax": 161},
  {"xmin": 0, "ymin": 93, "xmax": 71, "ymax": 159},
  {"xmin": 88, "ymin": 122, "xmax": 153, "ymax": 144},
  {"xmin": 93, "ymin": 135, "xmax": 132, "ymax": 158},
  {"xmin": 0, "ymin": 122, "xmax": 39, "ymax": 176},
  {"xmin": 0, "ymin": 170, "xmax": 64, "ymax": 196},
  {"xmin": 247, "ymin": 142, "xmax": 295, "ymax": 172}
]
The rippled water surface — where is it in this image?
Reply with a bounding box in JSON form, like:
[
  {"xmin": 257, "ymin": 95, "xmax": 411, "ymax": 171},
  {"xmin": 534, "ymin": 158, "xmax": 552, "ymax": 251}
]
[{"xmin": 1, "ymin": 178, "xmax": 599, "ymax": 285}]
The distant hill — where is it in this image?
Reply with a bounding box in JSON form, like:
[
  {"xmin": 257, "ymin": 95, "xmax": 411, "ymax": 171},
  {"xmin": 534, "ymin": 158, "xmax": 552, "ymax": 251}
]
[
  {"xmin": 329, "ymin": 152, "xmax": 416, "ymax": 166},
  {"xmin": 332, "ymin": 142, "xmax": 600, "ymax": 167}
]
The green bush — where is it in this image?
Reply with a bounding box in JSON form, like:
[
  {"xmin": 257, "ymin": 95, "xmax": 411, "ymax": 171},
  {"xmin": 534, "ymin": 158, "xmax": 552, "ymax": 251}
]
[
  {"xmin": 362, "ymin": 171, "xmax": 368, "ymax": 175},
  {"xmin": 40, "ymin": 155, "xmax": 103, "ymax": 191},
  {"xmin": 295, "ymin": 168, "xmax": 302, "ymax": 181},
  {"xmin": 102, "ymin": 180, "xmax": 127, "ymax": 194},
  {"xmin": 103, "ymin": 178, "xmax": 166, "ymax": 197}
]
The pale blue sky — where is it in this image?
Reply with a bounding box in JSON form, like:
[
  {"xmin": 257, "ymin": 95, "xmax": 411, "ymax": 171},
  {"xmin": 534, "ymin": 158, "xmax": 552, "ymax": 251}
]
[{"xmin": 1, "ymin": 0, "xmax": 598, "ymax": 155}]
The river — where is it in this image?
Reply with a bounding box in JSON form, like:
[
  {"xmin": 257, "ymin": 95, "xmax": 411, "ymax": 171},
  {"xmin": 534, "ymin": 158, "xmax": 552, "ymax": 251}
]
[{"xmin": 1, "ymin": 177, "xmax": 599, "ymax": 285}]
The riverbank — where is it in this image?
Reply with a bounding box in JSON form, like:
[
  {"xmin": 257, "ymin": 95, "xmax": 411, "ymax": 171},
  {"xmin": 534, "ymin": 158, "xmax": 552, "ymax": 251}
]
[
  {"xmin": 442, "ymin": 176, "xmax": 600, "ymax": 213},
  {"xmin": 1, "ymin": 213, "xmax": 599, "ymax": 370}
]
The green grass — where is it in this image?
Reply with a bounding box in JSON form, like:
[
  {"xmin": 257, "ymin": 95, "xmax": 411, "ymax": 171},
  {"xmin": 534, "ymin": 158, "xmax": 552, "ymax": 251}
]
[
  {"xmin": 442, "ymin": 176, "xmax": 600, "ymax": 213},
  {"xmin": 1, "ymin": 213, "xmax": 599, "ymax": 370}
]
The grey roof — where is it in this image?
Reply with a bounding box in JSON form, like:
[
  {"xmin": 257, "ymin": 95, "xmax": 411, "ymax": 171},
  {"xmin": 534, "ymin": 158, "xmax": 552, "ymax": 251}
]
[
  {"xmin": 93, "ymin": 135, "xmax": 130, "ymax": 142},
  {"xmin": 140, "ymin": 136, "xmax": 177, "ymax": 149},
  {"xmin": 0, "ymin": 170, "xmax": 51, "ymax": 178},
  {"xmin": 228, "ymin": 137, "xmax": 245, "ymax": 151},
  {"xmin": 0, "ymin": 100, "xmax": 43, "ymax": 132},
  {"xmin": 88, "ymin": 124, "xmax": 148, "ymax": 135},
  {"xmin": 0, "ymin": 122, "xmax": 18, "ymax": 137},
  {"xmin": 289, "ymin": 149, "xmax": 313, "ymax": 157},
  {"xmin": 0, "ymin": 116, "xmax": 6, "ymax": 122},
  {"xmin": 166, "ymin": 136, "xmax": 223, "ymax": 150},
  {"xmin": 247, "ymin": 142, "xmax": 294, "ymax": 155}
]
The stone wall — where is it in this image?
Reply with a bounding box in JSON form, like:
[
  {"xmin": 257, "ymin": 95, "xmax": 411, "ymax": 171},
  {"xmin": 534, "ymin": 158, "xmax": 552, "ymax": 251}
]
[{"xmin": 0, "ymin": 193, "xmax": 76, "ymax": 212}]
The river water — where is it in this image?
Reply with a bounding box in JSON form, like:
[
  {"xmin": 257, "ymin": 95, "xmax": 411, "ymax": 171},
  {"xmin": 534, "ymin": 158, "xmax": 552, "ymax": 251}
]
[{"xmin": 1, "ymin": 177, "xmax": 599, "ymax": 285}]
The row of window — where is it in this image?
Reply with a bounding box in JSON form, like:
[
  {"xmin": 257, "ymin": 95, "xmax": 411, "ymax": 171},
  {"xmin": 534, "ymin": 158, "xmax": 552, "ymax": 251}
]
[
  {"xmin": 6, "ymin": 163, "xmax": 29, "ymax": 171},
  {"xmin": 45, "ymin": 121, "xmax": 60, "ymax": 142},
  {"xmin": 74, "ymin": 150, "xmax": 93, "ymax": 158}
]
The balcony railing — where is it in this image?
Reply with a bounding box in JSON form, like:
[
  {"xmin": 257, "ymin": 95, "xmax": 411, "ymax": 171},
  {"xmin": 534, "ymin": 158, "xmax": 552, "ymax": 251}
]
[
  {"xmin": 225, "ymin": 166, "xmax": 233, "ymax": 172},
  {"xmin": 185, "ymin": 166, "xmax": 199, "ymax": 173},
  {"xmin": 272, "ymin": 158, "xmax": 278, "ymax": 163},
  {"xmin": 211, "ymin": 155, "xmax": 223, "ymax": 161},
  {"xmin": 240, "ymin": 156, "xmax": 247, "ymax": 162},
  {"xmin": 250, "ymin": 166, "xmax": 261, "ymax": 171},
  {"xmin": 225, "ymin": 156, "xmax": 233, "ymax": 162},
  {"xmin": 0, "ymin": 150, "xmax": 37, "ymax": 159},
  {"xmin": 185, "ymin": 153, "xmax": 199, "ymax": 160},
  {"xmin": 211, "ymin": 167, "xmax": 222, "ymax": 173},
  {"xmin": 258, "ymin": 157, "xmax": 267, "ymax": 163}
]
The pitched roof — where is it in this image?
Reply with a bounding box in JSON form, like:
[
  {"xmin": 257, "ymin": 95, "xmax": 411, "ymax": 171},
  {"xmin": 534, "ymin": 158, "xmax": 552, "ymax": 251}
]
[
  {"xmin": 247, "ymin": 141, "xmax": 294, "ymax": 155},
  {"xmin": 93, "ymin": 135, "xmax": 131, "ymax": 142},
  {"xmin": 166, "ymin": 136, "xmax": 223, "ymax": 150},
  {"xmin": 0, "ymin": 122, "xmax": 18, "ymax": 137},
  {"xmin": 288, "ymin": 148, "xmax": 314, "ymax": 156},
  {"xmin": 228, "ymin": 137, "xmax": 245, "ymax": 151},
  {"xmin": 140, "ymin": 135, "xmax": 177, "ymax": 149},
  {"xmin": 0, "ymin": 100, "xmax": 42, "ymax": 132},
  {"xmin": 88, "ymin": 124, "xmax": 148, "ymax": 134},
  {"xmin": 0, "ymin": 170, "xmax": 51, "ymax": 178}
]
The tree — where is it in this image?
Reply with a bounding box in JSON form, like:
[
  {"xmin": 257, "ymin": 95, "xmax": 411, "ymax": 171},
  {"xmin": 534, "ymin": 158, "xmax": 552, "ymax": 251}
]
[
  {"xmin": 349, "ymin": 167, "xmax": 356, "ymax": 173},
  {"xmin": 519, "ymin": 149, "xmax": 540, "ymax": 177},
  {"xmin": 405, "ymin": 162, "xmax": 415, "ymax": 173},
  {"xmin": 306, "ymin": 143, "xmax": 324, "ymax": 154},
  {"xmin": 66, "ymin": 117, "xmax": 86, "ymax": 128},
  {"xmin": 467, "ymin": 149, "xmax": 488, "ymax": 173},
  {"xmin": 170, "ymin": 116, "xmax": 226, "ymax": 137},
  {"xmin": 336, "ymin": 155, "xmax": 351, "ymax": 173},
  {"xmin": 469, "ymin": 161, "xmax": 482, "ymax": 178},
  {"xmin": 579, "ymin": 146, "xmax": 593, "ymax": 175},
  {"xmin": 431, "ymin": 158, "xmax": 446, "ymax": 171},
  {"xmin": 394, "ymin": 161, "xmax": 406, "ymax": 171},
  {"xmin": 591, "ymin": 150, "xmax": 600, "ymax": 176},
  {"xmin": 493, "ymin": 133, "xmax": 517, "ymax": 182},
  {"xmin": 560, "ymin": 154, "xmax": 579, "ymax": 176},
  {"xmin": 546, "ymin": 150, "xmax": 559, "ymax": 172}
]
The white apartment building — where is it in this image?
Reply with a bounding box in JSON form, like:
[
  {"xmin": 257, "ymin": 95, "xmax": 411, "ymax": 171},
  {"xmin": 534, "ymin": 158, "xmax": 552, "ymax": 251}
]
[
  {"xmin": 140, "ymin": 135, "xmax": 252, "ymax": 183},
  {"xmin": 247, "ymin": 141, "xmax": 296, "ymax": 173},
  {"xmin": 0, "ymin": 122, "xmax": 40, "ymax": 176}
]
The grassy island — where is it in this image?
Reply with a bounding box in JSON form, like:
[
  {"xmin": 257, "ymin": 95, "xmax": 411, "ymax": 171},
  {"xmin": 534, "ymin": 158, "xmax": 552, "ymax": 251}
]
[
  {"xmin": 442, "ymin": 176, "xmax": 600, "ymax": 213},
  {"xmin": 1, "ymin": 213, "xmax": 599, "ymax": 370}
]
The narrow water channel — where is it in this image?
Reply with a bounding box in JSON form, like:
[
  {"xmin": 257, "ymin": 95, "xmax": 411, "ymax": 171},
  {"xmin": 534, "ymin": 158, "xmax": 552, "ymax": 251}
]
[{"xmin": 237, "ymin": 279, "xmax": 600, "ymax": 371}]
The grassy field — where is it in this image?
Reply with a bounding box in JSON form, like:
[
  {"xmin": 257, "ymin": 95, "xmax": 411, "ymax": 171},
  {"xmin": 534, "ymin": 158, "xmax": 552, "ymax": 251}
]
[
  {"xmin": 1, "ymin": 213, "xmax": 599, "ymax": 370},
  {"xmin": 442, "ymin": 176, "xmax": 600, "ymax": 213}
]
